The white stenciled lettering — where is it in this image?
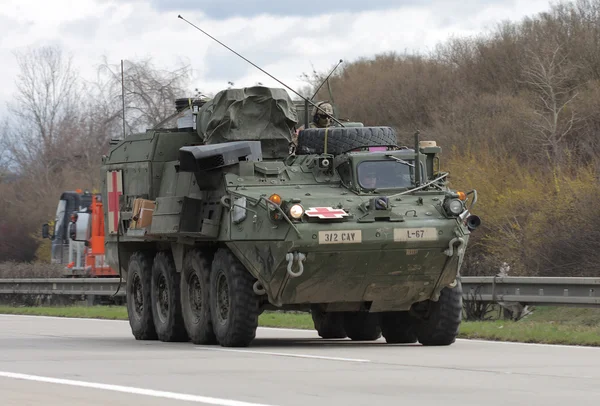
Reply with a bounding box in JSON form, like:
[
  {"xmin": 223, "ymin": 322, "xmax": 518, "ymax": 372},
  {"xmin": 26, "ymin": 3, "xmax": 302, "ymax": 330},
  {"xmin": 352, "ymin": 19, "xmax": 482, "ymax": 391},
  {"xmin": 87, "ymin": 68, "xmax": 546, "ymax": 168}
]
[
  {"xmin": 394, "ymin": 228, "xmax": 438, "ymax": 242},
  {"xmin": 406, "ymin": 229, "xmax": 425, "ymax": 239},
  {"xmin": 318, "ymin": 230, "xmax": 362, "ymax": 244}
]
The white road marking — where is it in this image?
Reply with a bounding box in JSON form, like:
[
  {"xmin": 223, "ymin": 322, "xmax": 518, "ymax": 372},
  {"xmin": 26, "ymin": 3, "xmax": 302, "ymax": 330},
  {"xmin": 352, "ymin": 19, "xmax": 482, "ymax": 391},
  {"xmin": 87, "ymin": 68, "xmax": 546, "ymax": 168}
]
[
  {"xmin": 0, "ymin": 371, "xmax": 278, "ymax": 406},
  {"xmin": 196, "ymin": 347, "xmax": 371, "ymax": 363}
]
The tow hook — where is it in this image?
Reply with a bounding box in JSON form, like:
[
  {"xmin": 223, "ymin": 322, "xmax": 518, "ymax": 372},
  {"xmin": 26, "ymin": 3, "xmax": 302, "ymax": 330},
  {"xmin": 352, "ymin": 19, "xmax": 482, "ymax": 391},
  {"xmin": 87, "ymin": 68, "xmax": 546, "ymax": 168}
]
[
  {"xmin": 285, "ymin": 252, "xmax": 306, "ymax": 277},
  {"xmin": 444, "ymin": 237, "xmax": 465, "ymax": 257},
  {"xmin": 253, "ymin": 281, "xmax": 266, "ymax": 295}
]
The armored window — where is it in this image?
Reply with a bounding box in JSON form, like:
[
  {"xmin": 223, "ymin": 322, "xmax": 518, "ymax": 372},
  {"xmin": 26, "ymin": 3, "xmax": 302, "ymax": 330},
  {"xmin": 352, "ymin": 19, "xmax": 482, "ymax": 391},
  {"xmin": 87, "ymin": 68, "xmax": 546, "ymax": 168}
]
[{"xmin": 357, "ymin": 160, "xmax": 420, "ymax": 190}]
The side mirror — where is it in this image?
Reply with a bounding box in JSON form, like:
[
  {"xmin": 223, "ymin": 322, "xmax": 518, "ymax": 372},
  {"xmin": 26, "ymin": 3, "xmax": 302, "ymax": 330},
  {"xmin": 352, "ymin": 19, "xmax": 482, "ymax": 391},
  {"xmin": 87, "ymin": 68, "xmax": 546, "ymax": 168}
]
[{"xmin": 42, "ymin": 223, "xmax": 50, "ymax": 239}]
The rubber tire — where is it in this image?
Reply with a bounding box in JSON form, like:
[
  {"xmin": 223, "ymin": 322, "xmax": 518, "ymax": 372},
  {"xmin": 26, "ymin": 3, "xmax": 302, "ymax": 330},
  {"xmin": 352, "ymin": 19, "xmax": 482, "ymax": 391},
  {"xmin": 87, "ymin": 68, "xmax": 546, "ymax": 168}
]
[
  {"xmin": 416, "ymin": 280, "xmax": 463, "ymax": 346},
  {"xmin": 296, "ymin": 126, "xmax": 398, "ymax": 155},
  {"xmin": 310, "ymin": 305, "xmax": 347, "ymax": 339},
  {"xmin": 209, "ymin": 247, "xmax": 260, "ymax": 347},
  {"xmin": 180, "ymin": 249, "xmax": 217, "ymax": 345},
  {"xmin": 343, "ymin": 312, "xmax": 382, "ymax": 341},
  {"xmin": 126, "ymin": 251, "xmax": 158, "ymax": 340},
  {"xmin": 151, "ymin": 251, "xmax": 189, "ymax": 342},
  {"xmin": 380, "ymin": 311, "xmax": 418, "ymax": 344}
]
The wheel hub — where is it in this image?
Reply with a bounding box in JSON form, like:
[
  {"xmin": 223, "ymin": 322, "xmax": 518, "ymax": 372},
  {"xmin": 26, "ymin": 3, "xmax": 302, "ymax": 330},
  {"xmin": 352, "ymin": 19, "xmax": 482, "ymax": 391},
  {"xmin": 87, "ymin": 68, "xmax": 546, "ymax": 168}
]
[
  {"xmin": 156, "ymin": 273, "xmax": 169, "ymax": 323},
  {"xmin": 216, "ymin": 272, "xmax": 229, "ymax": 324},
  {"xmin": 187, "ymin": 273, "xmax": 203, "ymax": 323},
  {"xmin": 131, "ymin": 272, "xmax": 143, "ymax": 318}
]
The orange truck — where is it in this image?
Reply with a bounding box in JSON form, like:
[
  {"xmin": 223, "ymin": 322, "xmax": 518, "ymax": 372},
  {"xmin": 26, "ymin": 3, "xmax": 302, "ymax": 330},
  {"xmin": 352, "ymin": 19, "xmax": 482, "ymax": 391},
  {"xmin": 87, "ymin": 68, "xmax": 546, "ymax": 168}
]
[{"xmin": 42, "ymin": 189, "xmax": 118, "ymax": 277}]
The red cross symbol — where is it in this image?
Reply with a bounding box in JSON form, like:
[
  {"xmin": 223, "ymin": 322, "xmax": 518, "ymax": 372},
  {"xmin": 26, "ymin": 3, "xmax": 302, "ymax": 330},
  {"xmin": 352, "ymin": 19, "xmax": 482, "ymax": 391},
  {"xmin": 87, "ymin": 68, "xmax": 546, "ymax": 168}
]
[
  {"xmin": 305, "ymin": 207, "xmax": 348, "ymax": 219},
  {"xmin": 107, "ymin": 170, "xmax": 122, "ymax": 234}
]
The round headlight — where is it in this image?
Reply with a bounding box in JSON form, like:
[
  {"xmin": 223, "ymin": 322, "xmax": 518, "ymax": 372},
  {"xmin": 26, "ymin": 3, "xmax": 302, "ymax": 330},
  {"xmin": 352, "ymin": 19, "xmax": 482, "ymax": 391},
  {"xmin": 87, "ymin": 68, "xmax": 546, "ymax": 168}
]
[
  {"xmin": 289, "ymin": 204, "xmax": 304, "ymax": 219},
  {"xmin": 447, "ymin": 199, "xmax": 464, "ymax": 215}
]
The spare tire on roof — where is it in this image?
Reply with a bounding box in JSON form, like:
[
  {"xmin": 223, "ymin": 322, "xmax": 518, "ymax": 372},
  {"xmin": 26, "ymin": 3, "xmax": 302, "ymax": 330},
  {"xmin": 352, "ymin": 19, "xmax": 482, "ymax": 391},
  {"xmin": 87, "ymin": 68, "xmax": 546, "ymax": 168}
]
[{"xmin": 296, "ymin": 126, "xmax": 398, "ymax": 155}]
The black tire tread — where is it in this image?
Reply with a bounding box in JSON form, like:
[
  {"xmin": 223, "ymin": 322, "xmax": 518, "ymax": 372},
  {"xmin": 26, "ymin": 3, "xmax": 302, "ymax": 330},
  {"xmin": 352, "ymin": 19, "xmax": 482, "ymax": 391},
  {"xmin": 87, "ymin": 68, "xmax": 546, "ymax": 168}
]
[
  {"xmin": 310, "ymin": 306, "xmax": 347, "ymax": 339},
  {"xmin": 380, "ymin": 311, "xmax": 418, "ymax": 344},
  {"xmin": 210, "ymin": 247, "xmax": 260, "ymax": 347},
  {"xmin": 151, "ymin": 251, "xmax": 189, "ymax": 342},
  {"xmin": 126, "ymin": 251, "xmax": 157, "ymax": 341},
  {"xmin": 297, "ymin": 126, "xmax": 398, "ymax": 155},
  {"xmin": 416, "ymin": 281, "xmax": 463, "ymax": 346},
  {"xmin": 343, "ymin": 312, "xmax": 382, "ymax": 341},
  {"xmin": 181, "ymin": 249, "xmax": 217, "ymax": 345}
]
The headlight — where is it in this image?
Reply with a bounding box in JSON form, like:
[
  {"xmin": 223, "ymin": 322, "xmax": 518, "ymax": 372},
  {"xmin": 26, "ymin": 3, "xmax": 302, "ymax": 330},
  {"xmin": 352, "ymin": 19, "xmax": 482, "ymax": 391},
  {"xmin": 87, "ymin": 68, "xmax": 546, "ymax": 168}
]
[
  {"xmin": 445, "ymin": 199, "xmax": 464, "ymax": 215},
  {"xmin": 289, "ymin": 204, "xmax": 304, "ymax": 219}
]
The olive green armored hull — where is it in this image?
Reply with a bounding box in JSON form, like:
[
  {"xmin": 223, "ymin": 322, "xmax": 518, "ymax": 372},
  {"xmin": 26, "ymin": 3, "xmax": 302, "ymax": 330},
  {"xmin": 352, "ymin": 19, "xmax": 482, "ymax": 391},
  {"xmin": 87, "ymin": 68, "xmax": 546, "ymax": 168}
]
[{"xmin": 100, "ymin": 85, "xmax": 479, "ymax": 347}]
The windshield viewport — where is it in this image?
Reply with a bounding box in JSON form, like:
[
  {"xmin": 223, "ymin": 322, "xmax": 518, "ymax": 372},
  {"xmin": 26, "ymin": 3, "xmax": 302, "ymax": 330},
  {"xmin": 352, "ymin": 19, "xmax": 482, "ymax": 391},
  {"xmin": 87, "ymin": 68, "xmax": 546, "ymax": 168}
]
[{"xmin": 357, "ymin": 160, "xmax": 414, "ymax": 190}]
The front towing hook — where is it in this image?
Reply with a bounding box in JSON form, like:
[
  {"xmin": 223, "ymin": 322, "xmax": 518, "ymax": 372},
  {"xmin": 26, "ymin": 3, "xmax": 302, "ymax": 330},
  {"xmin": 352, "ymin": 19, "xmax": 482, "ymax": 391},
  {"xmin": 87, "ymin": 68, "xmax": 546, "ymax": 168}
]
[
  {"xmin": 444, "ymin": 237, "xmax": 465, "ymax": 257},
  {"xmin": 286, "ymin": 252, "xmax": 306, "ymax": 277}
]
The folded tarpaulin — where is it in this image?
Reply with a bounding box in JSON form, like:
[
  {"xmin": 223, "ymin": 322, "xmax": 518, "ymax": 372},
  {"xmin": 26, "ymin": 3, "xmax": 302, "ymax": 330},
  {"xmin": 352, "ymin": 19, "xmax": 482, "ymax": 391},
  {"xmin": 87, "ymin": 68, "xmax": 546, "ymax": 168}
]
[{"xmin": 196, "ymin": 86, "xmax": 298, "ymax": 159}]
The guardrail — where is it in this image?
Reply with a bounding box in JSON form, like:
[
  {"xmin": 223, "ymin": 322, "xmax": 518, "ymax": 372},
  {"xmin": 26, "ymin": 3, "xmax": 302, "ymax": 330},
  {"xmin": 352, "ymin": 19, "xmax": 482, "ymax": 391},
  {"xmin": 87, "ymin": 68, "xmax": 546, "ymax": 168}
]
[
  {"xmin": 0, "ymin": 276, "xmax": 598, "ymax": 308},
  {"xmin": 461, "ymin": 276, "xmax": 600, "ymax": 308},
  {"xmin": 0, "ymin": 278, "xmax": 126, "ymax": 297}
]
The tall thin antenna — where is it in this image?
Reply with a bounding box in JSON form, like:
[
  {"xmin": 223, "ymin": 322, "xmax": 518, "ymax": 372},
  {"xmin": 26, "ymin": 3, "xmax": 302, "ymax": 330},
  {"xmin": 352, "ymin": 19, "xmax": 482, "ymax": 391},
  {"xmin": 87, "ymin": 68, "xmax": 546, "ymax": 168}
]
[
  {"xmin": 121, "ymin": 59, "xmax": 126, "ymax": 139},
  {"xmin": 310, "ymin": 59, "xmax": 343, "ymax": 101},
  {"xmin": 178, "ymin": 14, "xmax": 344, "ymax": 127}
]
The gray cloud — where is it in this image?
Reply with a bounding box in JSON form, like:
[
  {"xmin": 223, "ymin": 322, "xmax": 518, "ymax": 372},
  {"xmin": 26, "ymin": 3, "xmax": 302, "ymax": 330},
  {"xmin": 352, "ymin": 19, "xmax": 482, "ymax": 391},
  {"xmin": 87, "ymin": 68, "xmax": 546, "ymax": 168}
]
[
  {"xmin": 116, "ymin": 0, "xmax": 423, "ymax": 19},
  {"xmin": 59, "ymin": 16, "xmax": 102, "ymax": 42},
  {"xmin": 0, "ymin": 0, "xmax": 553, "ymax": 115}
]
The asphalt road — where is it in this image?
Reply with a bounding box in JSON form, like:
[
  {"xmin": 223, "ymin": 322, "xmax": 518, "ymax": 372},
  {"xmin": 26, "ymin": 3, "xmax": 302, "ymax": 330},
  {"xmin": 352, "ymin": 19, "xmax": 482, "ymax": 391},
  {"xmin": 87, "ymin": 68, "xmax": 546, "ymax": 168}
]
[{"xmin": 0, "ymin": 314, "xmax": 598, "ymax": 406}]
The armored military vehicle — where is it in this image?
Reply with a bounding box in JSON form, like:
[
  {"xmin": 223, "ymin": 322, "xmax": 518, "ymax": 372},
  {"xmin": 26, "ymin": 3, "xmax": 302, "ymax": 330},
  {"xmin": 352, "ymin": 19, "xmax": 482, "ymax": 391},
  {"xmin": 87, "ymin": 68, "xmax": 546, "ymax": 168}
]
[{"xmin": 100, "ymin": 84, "xmax": 480, "ymax": 348}]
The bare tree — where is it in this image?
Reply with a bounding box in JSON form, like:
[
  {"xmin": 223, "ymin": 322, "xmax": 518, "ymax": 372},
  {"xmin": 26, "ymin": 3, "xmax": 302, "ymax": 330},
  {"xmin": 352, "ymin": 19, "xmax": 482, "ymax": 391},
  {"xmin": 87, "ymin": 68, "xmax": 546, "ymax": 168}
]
[
  {"xmin": 0, "ymin": 45, "xmax": 86, "ymax": 225},
  {"xmin": 0, "ymin": 119, "xmax": 13, "ymax": 174},
  {"xmin": 7, "ymin": 46, "xmax": 80, "ymax": 161},
  {"xmin": 95, "ymin": 56, "xmax": 193, "ymax": 136},
  {"xmin": 0, "ymin": 48, "xmax": 199, "ymax": 262},
  {"xmin": 521, "ymin": 45, "xmax": 581, "ymax": 163}
]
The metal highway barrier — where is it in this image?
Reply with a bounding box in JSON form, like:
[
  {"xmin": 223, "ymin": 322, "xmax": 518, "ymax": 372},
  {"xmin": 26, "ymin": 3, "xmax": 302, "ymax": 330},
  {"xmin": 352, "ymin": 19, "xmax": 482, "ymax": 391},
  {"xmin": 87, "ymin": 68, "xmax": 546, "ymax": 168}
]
[
  {"xmin": 0, "ymin": 276, "xmax": 598, "ymax": 306},
  {"xmin": 0, "ymin": 278, "xmax": 126, "ymax": 297},
  {"xmin": 462, "ymin": 276, "xmax": 600, "ymax": 307}
]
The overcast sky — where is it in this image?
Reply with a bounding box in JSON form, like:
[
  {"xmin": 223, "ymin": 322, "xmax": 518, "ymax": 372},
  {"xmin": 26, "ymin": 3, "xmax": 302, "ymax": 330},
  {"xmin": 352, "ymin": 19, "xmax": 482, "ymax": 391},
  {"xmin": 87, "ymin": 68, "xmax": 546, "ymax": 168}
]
[{"xmin": 0, "ymin": 0, "xmax": 554, "ymax": 113}]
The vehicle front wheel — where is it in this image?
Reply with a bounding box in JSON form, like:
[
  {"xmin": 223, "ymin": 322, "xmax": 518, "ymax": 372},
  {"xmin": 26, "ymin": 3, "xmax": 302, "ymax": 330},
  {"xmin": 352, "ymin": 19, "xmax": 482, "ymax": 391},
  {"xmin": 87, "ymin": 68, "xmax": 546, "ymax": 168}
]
[
  {"xmin": 415, "ymin": 280, "xmax": 463, "ymax": 346},
  {"xmin": 209, "ymin": 247, "xmax": 260, "ymax": 347}
]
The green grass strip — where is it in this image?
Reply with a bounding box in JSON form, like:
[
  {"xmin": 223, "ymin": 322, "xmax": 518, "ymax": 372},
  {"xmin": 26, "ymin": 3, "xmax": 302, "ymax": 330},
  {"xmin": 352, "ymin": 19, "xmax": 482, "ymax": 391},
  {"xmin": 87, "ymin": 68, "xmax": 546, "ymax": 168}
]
[
  {"xmin": 459, "ymin": 320, "xmax": 600, "ymax": 346},
  {"xmin": 0, "ymin": 305, "xmax": 128, "ymax": 320}
]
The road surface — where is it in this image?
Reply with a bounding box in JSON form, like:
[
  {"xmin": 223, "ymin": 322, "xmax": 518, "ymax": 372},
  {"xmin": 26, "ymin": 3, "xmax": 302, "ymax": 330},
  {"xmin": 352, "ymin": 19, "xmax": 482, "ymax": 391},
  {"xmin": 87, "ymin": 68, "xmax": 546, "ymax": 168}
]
[{"xmin": 0, "ymin": 314, "xmax": 598, "ymax": 405}]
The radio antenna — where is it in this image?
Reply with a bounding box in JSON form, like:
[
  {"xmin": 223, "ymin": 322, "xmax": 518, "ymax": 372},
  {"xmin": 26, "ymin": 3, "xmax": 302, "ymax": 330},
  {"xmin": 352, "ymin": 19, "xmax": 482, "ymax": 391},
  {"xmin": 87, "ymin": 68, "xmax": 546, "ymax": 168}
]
[
  {"xmin": 121, "ymin": 59, "xmax": 126, "ymax": 139},
  {"xmin": 178, "ymin": 14, "xmax": 345, "ymax": 127},
  {"xmin": 310, "ymin": 59, "xmax": 343, "ymax": 100}
]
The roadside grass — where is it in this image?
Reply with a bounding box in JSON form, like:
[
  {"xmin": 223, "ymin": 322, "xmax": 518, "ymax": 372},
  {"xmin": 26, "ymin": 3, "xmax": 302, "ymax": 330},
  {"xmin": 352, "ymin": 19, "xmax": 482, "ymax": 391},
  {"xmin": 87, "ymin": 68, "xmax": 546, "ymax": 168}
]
[
  {"xmin": 0, "ymin": 305, "xmax": 128, "ymax": 320},
  {"xmin": 521, "ymin": 306, "xmax": 600, "ymax": 326},
  {"xmin": 458, "ymin": 320, "xmax": 600, "ymax": 346},
  {"xmin": 258, "ymin": 311, "xmax": 315, "ymax": 329},
  {"xmin": 458, "ymin": 306, "xmax": 600, "ymax": 346},
  {"xmin": 0, "ymin": 305, "xmax": 598, "ymax": 346}
]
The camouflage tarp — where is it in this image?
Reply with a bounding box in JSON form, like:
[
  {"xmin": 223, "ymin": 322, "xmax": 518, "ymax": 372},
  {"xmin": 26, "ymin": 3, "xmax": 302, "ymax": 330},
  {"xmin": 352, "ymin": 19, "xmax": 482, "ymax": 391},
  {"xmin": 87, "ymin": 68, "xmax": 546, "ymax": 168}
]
[{"xmin": 196, "ymin": 86, "xmax": 298, "ymax": 158}]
